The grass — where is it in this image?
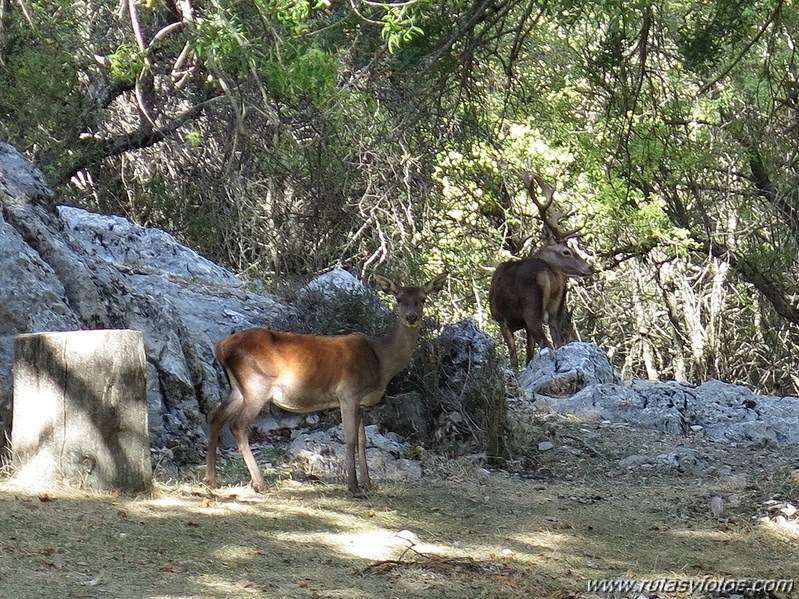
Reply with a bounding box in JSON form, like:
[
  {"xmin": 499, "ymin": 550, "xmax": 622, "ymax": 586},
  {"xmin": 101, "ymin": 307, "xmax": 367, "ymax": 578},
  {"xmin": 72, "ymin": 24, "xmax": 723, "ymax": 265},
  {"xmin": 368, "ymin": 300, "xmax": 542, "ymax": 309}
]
[{"xmin": 1, "ymin": 417, "xmax": 798, "ymax": 599}]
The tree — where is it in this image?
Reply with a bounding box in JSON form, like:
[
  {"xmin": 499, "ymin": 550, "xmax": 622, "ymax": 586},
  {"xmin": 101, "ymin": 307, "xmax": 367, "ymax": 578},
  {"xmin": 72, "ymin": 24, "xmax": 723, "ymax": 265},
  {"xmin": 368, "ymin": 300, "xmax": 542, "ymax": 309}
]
[{"xmin": 1, "ymin": 0, "xmax": 798, "ymax": 393}]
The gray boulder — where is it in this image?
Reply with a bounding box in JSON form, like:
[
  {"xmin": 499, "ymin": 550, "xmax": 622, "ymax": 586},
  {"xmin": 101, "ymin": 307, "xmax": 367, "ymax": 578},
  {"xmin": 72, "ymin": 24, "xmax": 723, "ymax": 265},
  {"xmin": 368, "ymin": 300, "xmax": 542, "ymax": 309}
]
[
  {"xmin": 619, "ymin": 447, "xmax": 706, "ymax": 472},
  {"xmin": 298, "ymin": 269, "xmax": 364, "ymax": 298},
  {"xmin": 520, "ymin": 341, "xmax": 620, "ymax": 397},
  {"xmin": 58, "ymin": 206, "xmax": 241, "ymax": 285},
  {"xmin": 527, "ymin": 345, "xmax": 799, "ymax": 446},
  {"xmin": 0, "ymin": 143, "xmax": 290, "ymax": 461},
  {"xmin": 691, "ymin": 380, "xmax": 799, "ymax": 446},
  {"xmin": 438, "ymin": 317, "xmax": 494, "ymax": 373},
  {"xmin": 287, "ymin": 424, "xmax": 422, "ymax": 482}
]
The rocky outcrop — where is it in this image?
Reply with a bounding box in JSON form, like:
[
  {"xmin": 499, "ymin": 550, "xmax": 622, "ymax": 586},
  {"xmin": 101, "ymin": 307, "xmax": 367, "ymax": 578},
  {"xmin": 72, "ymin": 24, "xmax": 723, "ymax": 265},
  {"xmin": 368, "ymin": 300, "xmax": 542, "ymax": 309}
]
[
  {"xmin": 525, "ymin": 343, "xmax": 799, "ymax": 447},
  {"xmin": 287, "ymin": 424, "xmax": 422, "ymax": 483},
  {"xmin": 1, "ymin": 143, "xmax": 491, "ymax": 479},
  {"xmin": 519, "ymin": 341, "xmax": 620, "ymax": 397},
  {"xmin": 0, "ymin": 143, "xmax": 288, "ymax": 462}
]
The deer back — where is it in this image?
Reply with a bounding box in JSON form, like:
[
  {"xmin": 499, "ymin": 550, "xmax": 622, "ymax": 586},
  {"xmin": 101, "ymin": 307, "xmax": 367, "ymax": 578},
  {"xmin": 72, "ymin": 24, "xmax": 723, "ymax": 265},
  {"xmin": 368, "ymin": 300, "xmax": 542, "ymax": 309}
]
[
  {"xmin": 215, "ymin": 328, "xmax": 384, "ymax": 412},
  {"xmin": 214, "ymin": 272, "xmax": 448, "ymax": 412},
  {"xmin": 489, "ymin": 258, "xmax": 567, "ymax": 325}
]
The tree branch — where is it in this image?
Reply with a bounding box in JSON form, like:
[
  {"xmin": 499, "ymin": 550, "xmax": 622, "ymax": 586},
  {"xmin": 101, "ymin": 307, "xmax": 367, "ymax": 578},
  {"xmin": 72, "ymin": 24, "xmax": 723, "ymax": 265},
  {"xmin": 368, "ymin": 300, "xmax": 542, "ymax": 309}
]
[
  {"xmin": 54, "ymin": 96, "xmax": 222, "ymax": 186},
  {"xmin": 697, "ymin": 0, "xmax": 784, "ymax": 96},
  {"xmin": 703, "ymin": 238, "xmax": 799, "ymax": 325}
]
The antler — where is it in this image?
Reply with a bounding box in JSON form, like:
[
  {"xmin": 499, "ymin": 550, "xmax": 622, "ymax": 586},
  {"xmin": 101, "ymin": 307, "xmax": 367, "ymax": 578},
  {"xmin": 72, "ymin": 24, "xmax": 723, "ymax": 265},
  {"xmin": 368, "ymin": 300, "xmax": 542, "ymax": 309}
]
[{"xmin": 517, "ymin": 171, "xmax": 582, "ymax": 242}]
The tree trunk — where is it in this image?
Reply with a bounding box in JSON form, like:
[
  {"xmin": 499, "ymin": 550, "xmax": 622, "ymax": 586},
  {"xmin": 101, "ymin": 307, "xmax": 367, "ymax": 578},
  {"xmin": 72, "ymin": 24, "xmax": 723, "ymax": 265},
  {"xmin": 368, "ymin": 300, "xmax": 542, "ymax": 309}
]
[{"xmin": 12, "ymin": 329, "xmax": 152, "ymax": 493}]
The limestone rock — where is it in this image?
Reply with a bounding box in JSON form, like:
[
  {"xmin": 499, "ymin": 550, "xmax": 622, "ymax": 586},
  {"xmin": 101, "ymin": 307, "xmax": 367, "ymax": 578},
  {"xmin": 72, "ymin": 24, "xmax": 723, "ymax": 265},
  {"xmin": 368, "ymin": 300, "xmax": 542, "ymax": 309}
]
[
  {"xmin": 0, "ymin": 143, "xmax": 292, "ymax": 461},
  {"xmin": 520, "ymin": 342, "xmax": 620, "ymax": 397}
]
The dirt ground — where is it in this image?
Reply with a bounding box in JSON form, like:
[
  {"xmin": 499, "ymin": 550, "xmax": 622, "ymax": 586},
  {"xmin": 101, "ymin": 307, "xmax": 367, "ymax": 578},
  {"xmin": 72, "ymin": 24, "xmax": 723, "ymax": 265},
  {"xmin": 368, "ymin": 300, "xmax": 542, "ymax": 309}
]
[{"xmin": 1, "ymin": 416, "xmax": 798, "ymax": 599}]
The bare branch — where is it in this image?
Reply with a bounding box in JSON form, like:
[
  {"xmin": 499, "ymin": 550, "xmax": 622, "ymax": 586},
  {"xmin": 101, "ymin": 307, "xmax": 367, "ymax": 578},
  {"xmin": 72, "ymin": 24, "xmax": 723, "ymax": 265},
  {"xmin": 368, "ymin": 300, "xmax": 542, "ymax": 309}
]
[{"xmin": 54, "ymin": 96, "xmax": 223, "ymax": 186}]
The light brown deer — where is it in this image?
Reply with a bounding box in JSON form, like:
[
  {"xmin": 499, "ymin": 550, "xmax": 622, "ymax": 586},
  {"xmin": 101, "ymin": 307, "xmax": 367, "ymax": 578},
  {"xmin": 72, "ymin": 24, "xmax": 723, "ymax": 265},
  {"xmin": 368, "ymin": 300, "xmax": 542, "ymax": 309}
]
[
  {"xmin": 205, "ymin": 272, "xmax": 447, "ymax": 496},
  {"xmin": 489, "ymin": 173, "xmax": 594, "ymax": 369}
]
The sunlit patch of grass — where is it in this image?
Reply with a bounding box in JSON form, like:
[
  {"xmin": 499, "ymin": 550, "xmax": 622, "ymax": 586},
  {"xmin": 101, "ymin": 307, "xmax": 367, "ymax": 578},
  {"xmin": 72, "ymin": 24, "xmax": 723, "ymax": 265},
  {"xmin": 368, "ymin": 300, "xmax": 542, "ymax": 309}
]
[
  {"xmin": 761, "ymin": 515, "xmax": 799, "ymax": 541},
  {"xmin": 201, "ymin": 444, "xmax": 290, "ymax": 489},
  {"xmin": 2, "ymin": 417, "xmax": 799, "ymax": 599}
]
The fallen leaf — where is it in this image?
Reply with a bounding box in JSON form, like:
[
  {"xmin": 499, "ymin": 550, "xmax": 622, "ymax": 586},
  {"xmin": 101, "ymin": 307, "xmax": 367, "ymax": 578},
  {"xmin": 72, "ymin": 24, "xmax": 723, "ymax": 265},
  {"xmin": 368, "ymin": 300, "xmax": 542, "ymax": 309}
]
[{"xmin": 159, "ymin": 560, "xmax": 183, "ymax": 573}]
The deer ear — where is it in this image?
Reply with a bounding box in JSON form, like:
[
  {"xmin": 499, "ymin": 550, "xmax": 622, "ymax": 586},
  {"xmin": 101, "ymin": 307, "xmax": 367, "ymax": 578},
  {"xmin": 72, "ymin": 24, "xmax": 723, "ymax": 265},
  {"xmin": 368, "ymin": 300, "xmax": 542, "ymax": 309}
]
[
  {"xmin": 373, "ymin": 274, "xmax": 399, "ymax": 295},
  {"xmin": 424, "ymin": 272, "xmax": 448, "ymax": 294}
]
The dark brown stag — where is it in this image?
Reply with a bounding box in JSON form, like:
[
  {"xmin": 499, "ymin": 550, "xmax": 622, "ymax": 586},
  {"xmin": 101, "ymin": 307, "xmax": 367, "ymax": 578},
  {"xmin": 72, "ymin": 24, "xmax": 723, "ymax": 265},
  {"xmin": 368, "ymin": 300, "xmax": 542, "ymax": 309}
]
[
  {"xmin": 205, "ymin": 273, "xmax": 447, "ymax": 497},
  {"xmin": 489, "ymin": 173, "xmax": 594, "ymax": 369}
]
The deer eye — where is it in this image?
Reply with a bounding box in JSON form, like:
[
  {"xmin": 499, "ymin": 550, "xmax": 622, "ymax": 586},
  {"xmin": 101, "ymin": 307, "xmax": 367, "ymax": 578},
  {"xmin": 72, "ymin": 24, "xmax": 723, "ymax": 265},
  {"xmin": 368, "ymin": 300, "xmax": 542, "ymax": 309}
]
[{"xmin": 562, "ymin": 249, "xmax": 572, "ymax": 256}]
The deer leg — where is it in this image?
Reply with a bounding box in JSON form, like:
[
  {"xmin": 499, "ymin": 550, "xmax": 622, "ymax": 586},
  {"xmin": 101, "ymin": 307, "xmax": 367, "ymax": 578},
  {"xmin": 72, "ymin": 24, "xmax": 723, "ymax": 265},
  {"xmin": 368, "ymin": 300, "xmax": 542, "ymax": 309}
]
[
  {"xmin": 549, "ymin": 313, "xmax": 564, "ymax": 348},
  {"xmin": 557, "ymin": 301, "xmax": 577, "ymax": 346},
  {"xmin": 205, "ymin": 385, "xmax": 244, "ymax": 489},
  {"xmin": 549, "ymin": 286, "xmax": 570, "ymax": 348},
  {"xmin": 205, "ymin": 405, "xmax": 223, "ymax": 489},
  {"xmin": 525, "ymin": 328, "xmax": 548, "ymax": 366},
  {"xmin": 229, "ymin": 420, "xmax": 267, "ymax": 492},
  {"xmin": 499, "ymin": 322, "xmax": 520, "ymax": 370},
  {"xmin": 526, "ymin": 276, "xmax": 557, "ymax": 363},
  {"xmin": 228, "ymin": 397, "xmax": 268, "ymax": 492},
  {"xmin": 357, "ymin": 416, "xmax": 373, "ymax": 492},
  {"xmin": 340, "ymin": 401, "xmax": 364, "ymax": 497},
  {"xmin": 524, "ymin": 308, "xmax": 550, "ymax": 366}
]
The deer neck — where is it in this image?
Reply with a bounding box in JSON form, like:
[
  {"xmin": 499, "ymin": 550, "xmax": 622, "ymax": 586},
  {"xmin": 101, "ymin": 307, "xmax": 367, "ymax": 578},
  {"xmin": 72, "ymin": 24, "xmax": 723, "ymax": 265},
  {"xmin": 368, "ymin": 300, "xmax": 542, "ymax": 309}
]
[{"xmin": 375, "ymin": 322, "xmax": 420, "ymax": 381}]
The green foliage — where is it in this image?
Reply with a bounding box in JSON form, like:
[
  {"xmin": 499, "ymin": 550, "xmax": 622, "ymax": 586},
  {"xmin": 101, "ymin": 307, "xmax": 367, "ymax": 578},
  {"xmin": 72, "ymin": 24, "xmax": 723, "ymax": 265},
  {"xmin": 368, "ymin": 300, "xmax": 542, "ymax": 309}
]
[
  {"xmin": 381, "ymin": 6, "xmax": 425, "ymax": 53},
  {"xmin": 677, "ymin": 0, "xmax": 759, "ymax": 72},
  {"xmin": 107, "ymin": 42, "xmax": 146, "ymax": 82},
  {"xmin": 0, "ymin": 15, "xmax": 86, "ymax": 174},
  {"xmin": 1, "ymin": 49, "xmax": 78, "ymax": 125},
  {"xmin": 260, "ymin": 44, "xmax": 339, "ymax": 104},
  {"xmin": 292, "ymin": 285, "xmax": 395, "ymax": 338},
  {"xmin": 192, "ymin": 7, "xmax": 251, "ymax": 75},
  {"xmin": 183, "ymin": 130, "xmax": 203, "ymax": 149},
  {"xmin": 456, "ymin": 346, "xmax": 509, "ymax": 464},
  {"xmin": 268, "ymin": 0, "xmax": 316, "ymax": 34},
  {"xmin": 3, "ymin": 0, "xmax": 799, "ymax": 395}
]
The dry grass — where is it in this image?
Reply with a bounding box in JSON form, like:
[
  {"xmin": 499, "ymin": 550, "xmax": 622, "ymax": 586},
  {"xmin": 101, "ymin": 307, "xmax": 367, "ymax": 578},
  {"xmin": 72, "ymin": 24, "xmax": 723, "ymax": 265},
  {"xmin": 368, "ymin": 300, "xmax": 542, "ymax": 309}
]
[{"xmin": 1, "ymin": 418, "xmax": 798, "ymax": 599}]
